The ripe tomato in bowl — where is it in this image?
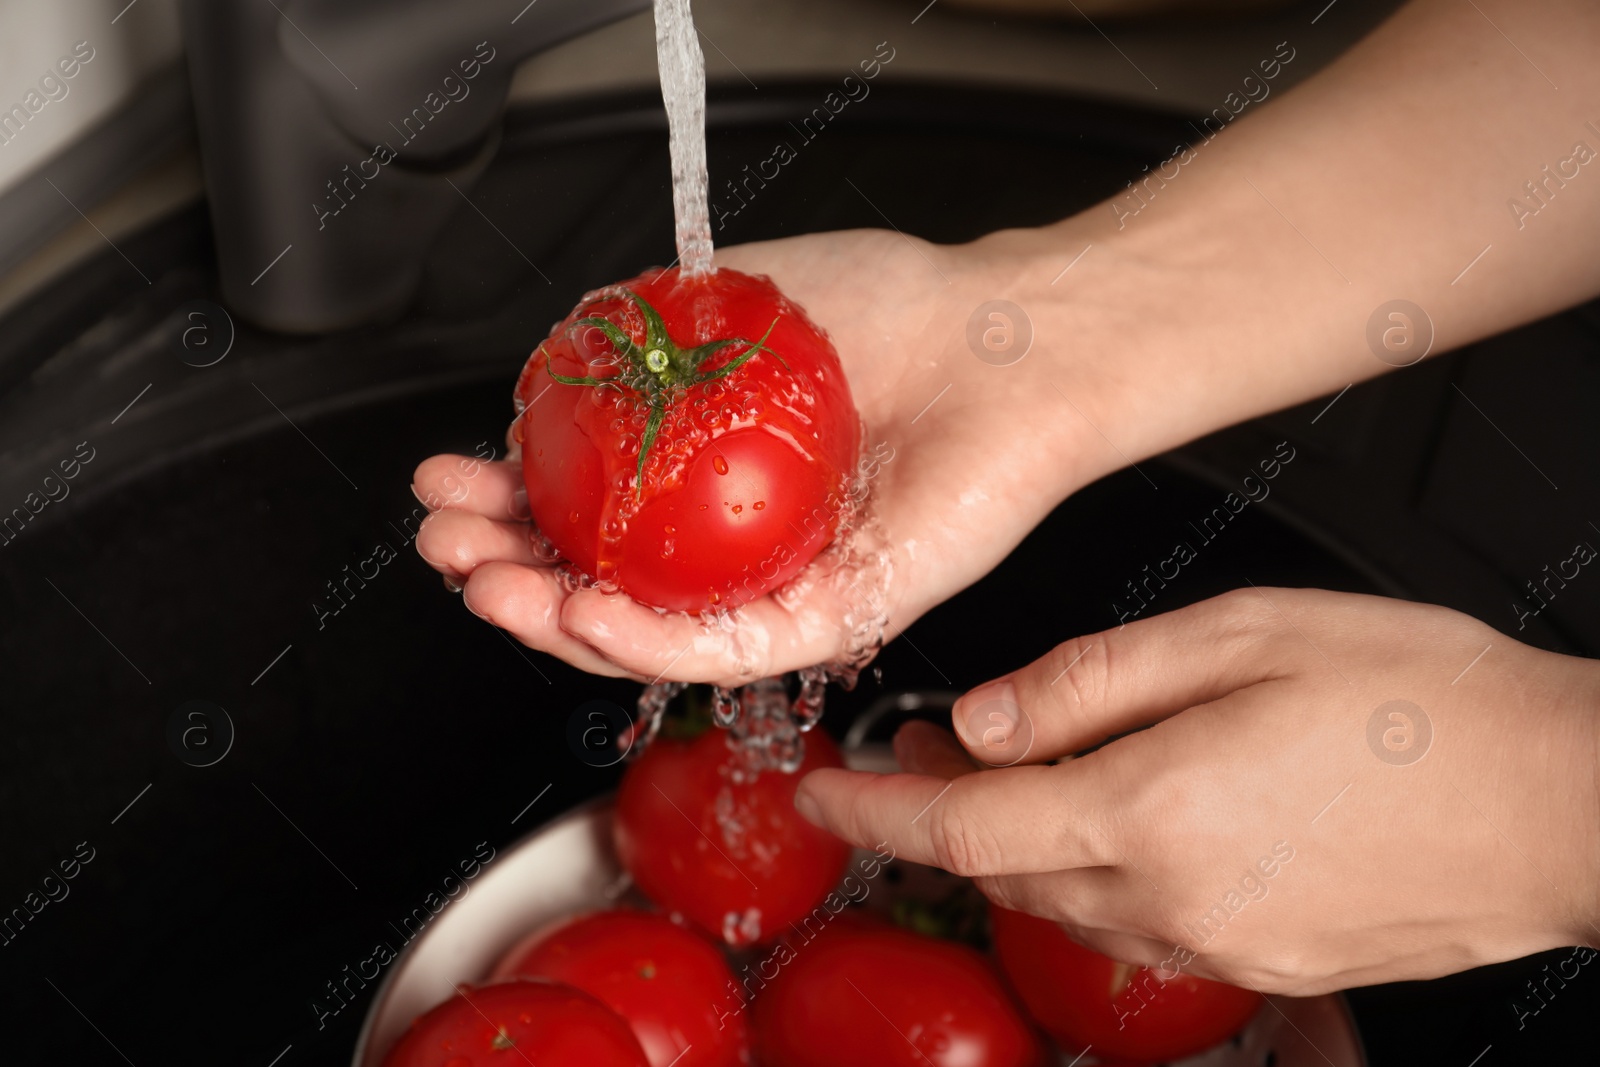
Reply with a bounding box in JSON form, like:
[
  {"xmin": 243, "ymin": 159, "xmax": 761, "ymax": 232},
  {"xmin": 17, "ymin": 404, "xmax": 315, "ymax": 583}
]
[
  {"xmin": 514, "ymin": 266, "xmax": 861, "ymax": 612},
  {"xmin": 379, "ymin": 979, "xmax": 648, "ymax": 1067},
  {"xmin": 613, "ymin": 721, "xmax": 851, "ymax": 947},
  {"xmin": 990, "ymin": 906, "xmax": 1262, "ymax": 1064},
  {"xmin": 752, "ymin": 919, "xmax": 1046, "ymax": 1067},
  {"xmin": 491, "ymin": 908, "xmax": 749, "ymax": 1067}
]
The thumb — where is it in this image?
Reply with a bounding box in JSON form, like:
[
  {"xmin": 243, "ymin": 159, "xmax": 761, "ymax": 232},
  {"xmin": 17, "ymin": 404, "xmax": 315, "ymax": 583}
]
[{"xmin": 953, "ymin": 588, "xmax": 1281, "ymax": 765}]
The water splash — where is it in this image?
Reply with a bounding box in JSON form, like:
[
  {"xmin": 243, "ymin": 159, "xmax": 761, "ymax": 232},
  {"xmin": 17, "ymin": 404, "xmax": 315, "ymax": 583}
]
[
  {"xmin": 630, "ymin": 679, "xmax": 687, "ymax": 756},
  {"xmin": 629, "ymin": 453, "xmax": 896, "ymax": 776},
  {"xmin": 710, "ymin": 685, "xmax": 741, "ymax": 728},
  {"xmin": 653, "ymin": 0, "xmax": 714, "ymax": 277},
  {"xmin": 618, "ymin": 3, "xmax": 897, "ymax": 771}
]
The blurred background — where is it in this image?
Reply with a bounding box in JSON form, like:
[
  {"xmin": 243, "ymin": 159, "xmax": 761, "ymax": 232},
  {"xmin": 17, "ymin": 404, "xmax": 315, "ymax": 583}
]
[{"xmin": 1, "ymin": 0, "xmax": 1596, "ymax": 1063}]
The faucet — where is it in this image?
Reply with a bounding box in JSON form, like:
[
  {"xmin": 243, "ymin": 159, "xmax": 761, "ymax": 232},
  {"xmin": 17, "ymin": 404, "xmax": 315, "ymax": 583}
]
[{"xmin": 180, "ymin": 0, "xmax": 651, "ymax": 334}]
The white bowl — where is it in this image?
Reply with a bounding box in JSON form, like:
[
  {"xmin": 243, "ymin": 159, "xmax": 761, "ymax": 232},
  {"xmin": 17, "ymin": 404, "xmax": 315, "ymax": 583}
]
[{"xmin": 352, "ymin": 744, "xmax": 1365, "ymax": 1067}]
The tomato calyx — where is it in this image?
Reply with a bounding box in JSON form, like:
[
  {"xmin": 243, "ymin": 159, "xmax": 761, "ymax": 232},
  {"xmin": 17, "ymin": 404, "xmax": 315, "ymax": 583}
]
[
  {"xmin": 892, "ymin": 883, "xmax": 987, "ymax": 948},
  {"xmin": 542, "ymin": 288, "xmax": 785, "ymax": 498}
]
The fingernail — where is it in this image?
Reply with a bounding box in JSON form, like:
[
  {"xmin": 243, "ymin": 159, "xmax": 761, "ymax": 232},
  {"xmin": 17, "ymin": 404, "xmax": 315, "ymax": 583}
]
[
  {"xmin": 411, "ymin": 483, "xmax": 435, "ymax": 510},
  {"xmin": 793, "ymin": 788, "xmax": 825, "ymax": 828},
  {"xmin": 463, "ymin": 594, "xmax": 489, "ymax": 621},
  {"xmin": 509, "ymin": 486, "xmax": 531, "ymax": 521},
  {"xmin": 957, "ymin": 680, "xmax": 1018, "ymax": 752},
  {"xmin": 443, "ymin": 575, "xmax": 463, "ymax": 594}
]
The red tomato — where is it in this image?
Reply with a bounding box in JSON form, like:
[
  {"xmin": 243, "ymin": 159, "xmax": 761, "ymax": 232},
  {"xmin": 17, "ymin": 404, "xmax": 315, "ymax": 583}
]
[
  {"xmin": 613, "ymin": 726, "xmax": 851, "ymax": 947},
  {"xmin": 989, "ymin": 907, "xmax": 1262, "ymax": 1064},
  {"xmin": 490, "ymin": 908, "xmax": 749, "ymax": 1067},
  {"xmin": 380, "ymin": 979, "xmax": 648, "ymax": 1067},
  {"xmin": 513, "ymin": 266, "xmax": 860, "ymax": 612},
  {"xmin": 752, "ymin": 921, "xmax": 1045, "ymax": 1067}
]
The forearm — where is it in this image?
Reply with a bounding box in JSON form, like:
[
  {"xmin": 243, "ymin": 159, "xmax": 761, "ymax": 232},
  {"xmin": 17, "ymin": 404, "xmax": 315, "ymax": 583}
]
[{"xmin": 990, "ymin": 0, "xmax": 1600, "ymax": 481}]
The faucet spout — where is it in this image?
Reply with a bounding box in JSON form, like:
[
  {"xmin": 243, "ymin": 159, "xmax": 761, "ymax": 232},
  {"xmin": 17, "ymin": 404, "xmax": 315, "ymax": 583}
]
[{"xmin": 180, "ymin": 0, "xmax": 651, "ymax": 333}]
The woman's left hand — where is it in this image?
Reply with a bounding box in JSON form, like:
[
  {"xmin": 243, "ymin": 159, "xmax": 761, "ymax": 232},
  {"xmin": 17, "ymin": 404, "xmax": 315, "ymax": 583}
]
[{"xmin": 795, "ymin": 587, "xmax": 1600, "ymax": 994}]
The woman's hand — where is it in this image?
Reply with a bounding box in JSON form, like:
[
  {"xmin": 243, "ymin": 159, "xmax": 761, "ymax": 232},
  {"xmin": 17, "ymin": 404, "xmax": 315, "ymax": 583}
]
[
  {"xmin": 410, "ymin": 227, "xmax": 1117, "ymax": 685},
  {"xmin": 794, "ymin": 588, "xmax": 1600, "ymax": 994}
]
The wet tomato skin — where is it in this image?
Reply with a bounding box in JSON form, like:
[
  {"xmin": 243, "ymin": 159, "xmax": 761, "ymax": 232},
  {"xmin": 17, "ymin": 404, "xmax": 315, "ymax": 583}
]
[
  {"xmin": 514, "ymin": 267, "xmax": 860, "ymax": 612},
  {"xmin": 491, "ymin": 909, "xmax": 750, "ymax": 1067},
  {"xmin": 989, "ymin": 907, "xmax": 1262, "ymax": 1064},
  {"xmin": 752, "ymin": 921, "xmax": 1046, "ymax": 1067},
  {"xmin": 379, "ymin": 979, "xmax": 648, "ymax": 1067},
  {"xmin": 613, "ymin": 726, "xmax": 851, "ymax": 947}
]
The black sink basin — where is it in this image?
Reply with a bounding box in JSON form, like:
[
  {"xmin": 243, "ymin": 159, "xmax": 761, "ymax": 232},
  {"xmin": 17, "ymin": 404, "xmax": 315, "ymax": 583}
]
[{"xmin": 1, "ymin": 82, "xmax": 1594, "ymax": 1066}]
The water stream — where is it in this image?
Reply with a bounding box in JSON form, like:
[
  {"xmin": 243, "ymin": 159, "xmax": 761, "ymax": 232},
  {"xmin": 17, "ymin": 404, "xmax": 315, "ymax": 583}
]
[
  {"xmin": 630, "ymin": 0, "xmax": 893, "ymax": 773},
  {"xmin": 653, "ymin": 0, "xmax": 715, "ymax": 277}
]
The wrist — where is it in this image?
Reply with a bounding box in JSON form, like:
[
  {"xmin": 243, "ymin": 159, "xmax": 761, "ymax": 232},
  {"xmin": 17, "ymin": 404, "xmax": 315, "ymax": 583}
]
[
  {"xmin": 958, "ymin": 215, "xmax": 1272, "ymax": 489},
  {"xmin": 1564, "ymin": 653, "xmax": 1600, "ymax": 945}
]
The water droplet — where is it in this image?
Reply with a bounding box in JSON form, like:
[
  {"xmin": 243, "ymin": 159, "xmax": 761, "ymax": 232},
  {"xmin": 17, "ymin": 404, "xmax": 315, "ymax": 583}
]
[
  {"xmin": 528, "ymin": 528, "xmax": 563, "ymax": 564},
  {"xmin": 568, "ymin": 511, "xmax": 580, "ymax": 524},
  {"xmin": 712, "ymin": 686, "xmax": 741, "ymax": 727},
  {"xmin": 752, "ymin": 501, "xmax": 765, "ymax": 510},
  {"xmin": 631, "ymin": 681, "xmax": 686, "ymax": 758},
  {"xmin": 512, "ymin": 420, "xmax": 526, "ymax": 443},
  {"xmin": 712, "ymin": 455, "xmax": 729, "ymax": 475},
  {"xmin": 731, "ymin": 504, "xmax": 742, "ymax": 515},
  {"xmin": 697, "ymin": 503, "xmax": 708, "ymax": 511},
  {"xmin": 664, "ymin": 524, "xmax": 676, "ymax": 535}
]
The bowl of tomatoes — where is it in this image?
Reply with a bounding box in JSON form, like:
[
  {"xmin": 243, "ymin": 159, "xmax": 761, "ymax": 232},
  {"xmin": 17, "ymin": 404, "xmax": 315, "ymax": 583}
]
[{"xmin": 351, "ymin": 694, "xmax": 1365, "ymax": 1067}]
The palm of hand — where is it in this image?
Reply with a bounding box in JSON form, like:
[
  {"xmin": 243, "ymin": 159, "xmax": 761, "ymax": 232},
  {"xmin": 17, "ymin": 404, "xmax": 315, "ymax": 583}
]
[{"xmin": 414, "ymin": 228, "xmax": 1083, "ymax": 684}]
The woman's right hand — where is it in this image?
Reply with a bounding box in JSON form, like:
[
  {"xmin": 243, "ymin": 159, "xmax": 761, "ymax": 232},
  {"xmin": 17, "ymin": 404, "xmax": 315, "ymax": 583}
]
[{"xmin": 411, "ymin": 224, "xmax": 1130, "ymax": 685}]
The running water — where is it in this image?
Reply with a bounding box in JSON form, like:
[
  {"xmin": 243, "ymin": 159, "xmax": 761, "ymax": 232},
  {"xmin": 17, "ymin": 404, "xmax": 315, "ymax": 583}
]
[
  {"xmin": 654, "ymin": 0, "xmax": 715, "ymax": 277},
  {"xmin": 624, "ymin": 0, "xmax": 894, "ymax": 774},
  {"xmin": 631, "ymin": 452, "xmax": 896, "ymax": 776}
]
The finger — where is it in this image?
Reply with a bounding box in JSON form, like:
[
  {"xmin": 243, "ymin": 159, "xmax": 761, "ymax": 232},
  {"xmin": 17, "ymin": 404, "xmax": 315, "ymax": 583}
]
[
  {"xmin": 983, "ymin": 887, "xmax": 1173, "ymax": 972},
  {"xmin": 953, "ymin": 588, "xmax": 1282, "ymax": 766},
  {"xmin": 412, "ymin": 456, "xmax": 528, "ymax": 521},
  {"xmin": 794, "ymin": 762, "xmax": 1114, "ymax": 878},
  {"xmin": 976, "ymin": 868, "xmax": 1123, "ymax": 930},
  {"xmin": 558, "ymin": 578, "xmax": 858, "ymax": 686},
  {"xmin": 415, "ymin": 510, "xmax": 551, "ymax": 579},
  {"xmin": 462, "ymin": 562, "xmax": 640, "ymax": 680},
  {"xmin": 892, "ymin": 720, "xmax": 979, "ymax": 779}
]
